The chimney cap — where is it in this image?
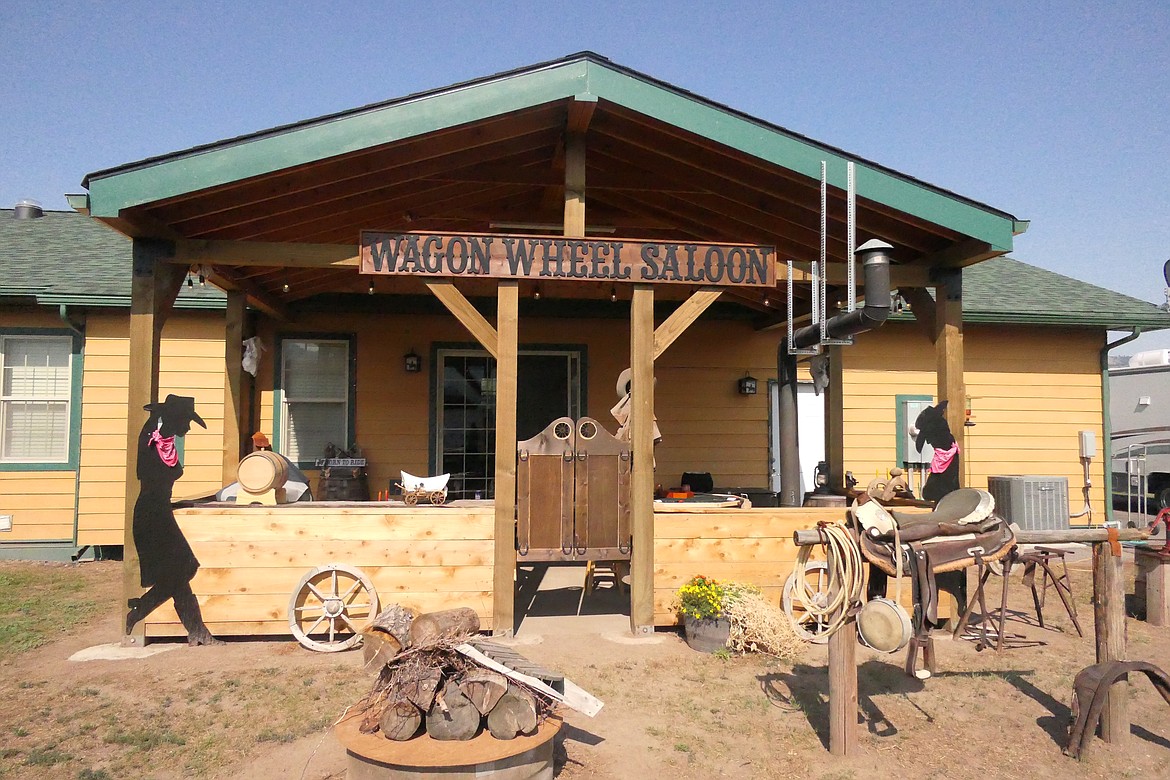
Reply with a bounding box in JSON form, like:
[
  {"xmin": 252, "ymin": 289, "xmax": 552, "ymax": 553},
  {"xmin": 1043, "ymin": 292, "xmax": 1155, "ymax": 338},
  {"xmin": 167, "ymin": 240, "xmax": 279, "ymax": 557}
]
[{"xmin": 13, "ymin": 199, "xmax": 44, "ymax": 219}]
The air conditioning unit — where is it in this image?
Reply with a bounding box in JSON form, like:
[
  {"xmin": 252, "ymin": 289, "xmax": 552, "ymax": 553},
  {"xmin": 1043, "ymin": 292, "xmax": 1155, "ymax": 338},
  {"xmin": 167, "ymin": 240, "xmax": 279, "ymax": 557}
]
[{"xmin": 986, "ymin": 475, "xmax": 1070, "ymax": 531}]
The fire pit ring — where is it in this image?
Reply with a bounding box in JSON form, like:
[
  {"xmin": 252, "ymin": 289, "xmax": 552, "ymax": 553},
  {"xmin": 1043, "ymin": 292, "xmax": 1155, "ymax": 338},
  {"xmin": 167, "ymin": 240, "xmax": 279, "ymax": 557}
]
[{"xmin": 336, "ymin": 710, "xmax": 562, "ymax": 780}]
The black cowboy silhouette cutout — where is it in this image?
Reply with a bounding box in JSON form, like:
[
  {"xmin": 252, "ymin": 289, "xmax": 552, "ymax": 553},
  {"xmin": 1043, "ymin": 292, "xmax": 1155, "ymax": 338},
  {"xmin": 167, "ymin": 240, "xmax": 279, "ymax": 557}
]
[
  {"xmin": 914, "ymin": 400, "xmax": 960, "ymax": 503},
  {"xmin": 125, "ymin": 394, "xmax": 221, "ymax": 645}
]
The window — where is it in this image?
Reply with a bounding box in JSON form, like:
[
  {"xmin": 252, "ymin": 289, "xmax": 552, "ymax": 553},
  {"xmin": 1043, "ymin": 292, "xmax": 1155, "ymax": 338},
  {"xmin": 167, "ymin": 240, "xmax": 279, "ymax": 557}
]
[
  {"xmin": 0, "ymin": 335, "xmax": 74, "ymax": 464},
  {"xmin": 278, "ymin": 337, "xmax": 353, "ymax": 464},
  {"xmin": 434, "ymin": 347, "xmax": 583, "ymax": 499}
]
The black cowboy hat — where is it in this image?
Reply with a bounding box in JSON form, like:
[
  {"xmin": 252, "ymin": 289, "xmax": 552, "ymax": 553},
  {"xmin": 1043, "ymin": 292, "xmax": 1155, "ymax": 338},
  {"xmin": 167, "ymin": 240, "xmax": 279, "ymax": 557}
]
[{"xmin": 145, "ymin": 394, "xmax": 207, "ymax": 428}]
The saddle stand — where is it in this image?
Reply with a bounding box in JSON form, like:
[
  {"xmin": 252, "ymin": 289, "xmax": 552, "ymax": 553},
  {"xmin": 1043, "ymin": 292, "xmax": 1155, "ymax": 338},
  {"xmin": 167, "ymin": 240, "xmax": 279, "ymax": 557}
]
[{"xmin": 854, "ymin": 488, "xmax": 1016, "ymax": 677}]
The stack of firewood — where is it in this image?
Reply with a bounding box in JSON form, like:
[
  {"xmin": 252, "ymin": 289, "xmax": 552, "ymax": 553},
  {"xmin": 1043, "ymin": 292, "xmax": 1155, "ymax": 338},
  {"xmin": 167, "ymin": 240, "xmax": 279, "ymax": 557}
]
[{"xmin": 357, "ymin": 605, "xmax": 556, "ymax": 741}]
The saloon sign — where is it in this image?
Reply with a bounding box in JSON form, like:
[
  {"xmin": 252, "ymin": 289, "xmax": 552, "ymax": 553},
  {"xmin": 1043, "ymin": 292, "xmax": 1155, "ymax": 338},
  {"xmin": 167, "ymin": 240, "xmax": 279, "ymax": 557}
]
[{"xmin": 360, "ymin": 231, "xmax": 776, "ymax": 288}]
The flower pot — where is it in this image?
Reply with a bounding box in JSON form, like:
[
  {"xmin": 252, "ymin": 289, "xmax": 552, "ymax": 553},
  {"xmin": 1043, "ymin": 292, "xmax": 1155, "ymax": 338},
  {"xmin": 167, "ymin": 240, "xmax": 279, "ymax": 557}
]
[{"xmin": 683, "ymin": 615, "xmax": 730, "ymax": 653}]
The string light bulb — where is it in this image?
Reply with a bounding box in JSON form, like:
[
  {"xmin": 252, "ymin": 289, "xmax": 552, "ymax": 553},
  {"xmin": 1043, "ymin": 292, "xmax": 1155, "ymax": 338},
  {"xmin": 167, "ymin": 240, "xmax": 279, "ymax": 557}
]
[
  {"xmin": 198, "ymin": 273, "xmax": 205, "ymax": 287},
  {"xmin": 282, "ymin": 280, "xmax": 290, "ymax": 293},
  {"xmin": 610, "ymin": 286, "xmax": 617, "ymax": 302},
  {"xmin": 368, "ymin": 279, "xmax": 375, "ymax": 295},
  {"xmin": 533, "ymin": 285, "xmax": 541, "ymax": 301},
  {"xmin": 186, "ymin": 275, "xmax": 194, "ymax": 289}
]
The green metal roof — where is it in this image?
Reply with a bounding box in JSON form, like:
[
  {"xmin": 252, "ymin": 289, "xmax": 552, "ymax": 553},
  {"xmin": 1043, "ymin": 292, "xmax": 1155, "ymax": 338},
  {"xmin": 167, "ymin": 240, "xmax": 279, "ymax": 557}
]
[
  {"xmin": 892, "ymin": 256, "xmax": 1170, "ymax": 330},
  {"xmin": 83, "ymin": 52, "xmax": 1023, "ymax": 252},
  {"xmin": 0, "ymin": 210, "xmax": 224, "ymax": 309}
]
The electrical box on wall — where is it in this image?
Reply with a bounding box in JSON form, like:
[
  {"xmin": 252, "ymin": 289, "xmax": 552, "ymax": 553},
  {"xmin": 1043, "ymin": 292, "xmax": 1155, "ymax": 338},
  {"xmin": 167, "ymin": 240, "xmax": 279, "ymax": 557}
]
[
  {"xmin": 896, "ymin": 396, "xmax": 935, "ymax": 466},
  {"xmin": 0, "ymin": 515, "xmax": 11, "ymax": 532},
  {"xmin": 1079, "ymin": 430, "xmax": 1096, "ymax": 459}
]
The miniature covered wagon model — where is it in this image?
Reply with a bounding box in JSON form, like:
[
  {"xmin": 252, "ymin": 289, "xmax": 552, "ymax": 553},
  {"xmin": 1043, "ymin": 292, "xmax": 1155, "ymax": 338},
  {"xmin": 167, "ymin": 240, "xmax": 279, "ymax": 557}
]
[{"xmin": 397, "ymin": 471, "xmax": 450, "ymax": 505}]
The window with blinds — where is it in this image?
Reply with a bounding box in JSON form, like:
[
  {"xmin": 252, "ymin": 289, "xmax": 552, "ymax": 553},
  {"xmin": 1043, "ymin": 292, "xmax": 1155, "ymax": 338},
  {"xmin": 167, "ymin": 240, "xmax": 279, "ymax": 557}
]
[
  {"xmin": 0, "ymin": 335, "xmax": 73, "ymax": 463},
  {"xmin": 279, "ymin": 338, "xmax": 351, "ymax": 463}
]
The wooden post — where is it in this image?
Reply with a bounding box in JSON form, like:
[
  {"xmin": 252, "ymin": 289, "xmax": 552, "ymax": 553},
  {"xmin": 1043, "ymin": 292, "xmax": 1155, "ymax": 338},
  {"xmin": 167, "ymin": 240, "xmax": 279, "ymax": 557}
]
[
  {"xmin": 492, "ymin": 281, "xmax": 519, "ymax": 636},
  {"xmin": 934, "ymin": 269, "xmax": 966, "ymax": 465},
  {"xmin": 1093, "ymin": 540, "xmax": 1128, "ymax": 743},
  {"xmin": 826, "ymin": 345, "xmax": 845, "ymax": 491},
  {"xmin": 828, "ymin": 617, "xmax": 859, "ymax": 756},
  {"xmin": 123, "ymin": 240, "xmax": 184, "ymax": 645},
  {"xmin": 222, "ymin": 289, "xmax": 246, "ymax": 480},
  {"xmin": 564, "ymin": 129, "xmax": 586, "ymax": 237},
  {"xmin": 630, "ymin": 284, "xmax": 655, "ymax": 634}
]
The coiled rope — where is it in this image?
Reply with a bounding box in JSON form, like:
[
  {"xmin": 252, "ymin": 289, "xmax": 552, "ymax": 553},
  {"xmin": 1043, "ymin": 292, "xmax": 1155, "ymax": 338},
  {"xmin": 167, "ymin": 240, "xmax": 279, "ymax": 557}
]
[{"xmin": 788, "ymin": 522, "xmax": 865, "ymax": 640}]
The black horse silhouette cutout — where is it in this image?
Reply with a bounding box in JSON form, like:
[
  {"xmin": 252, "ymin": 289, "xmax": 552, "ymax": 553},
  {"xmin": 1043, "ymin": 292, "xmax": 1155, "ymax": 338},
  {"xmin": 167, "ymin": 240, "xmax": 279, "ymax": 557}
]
[{"xmin": 125, "ymin": 394, "xmax": 221, "ymax": 646}]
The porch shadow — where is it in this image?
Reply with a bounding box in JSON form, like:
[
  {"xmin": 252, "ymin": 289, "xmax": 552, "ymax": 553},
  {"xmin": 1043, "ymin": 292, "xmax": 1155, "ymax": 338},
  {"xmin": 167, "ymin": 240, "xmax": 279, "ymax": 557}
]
[{"xmin": 513, "ymin": 563, "xmax": 630, "ymax": 636}]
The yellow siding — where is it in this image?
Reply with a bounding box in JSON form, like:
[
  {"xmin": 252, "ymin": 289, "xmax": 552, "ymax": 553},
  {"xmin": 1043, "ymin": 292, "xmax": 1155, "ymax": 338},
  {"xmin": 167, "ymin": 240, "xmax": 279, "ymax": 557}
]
[
  {"xmin": 840, "ymin": 324, "xmax": 1108, "ymax": 521},
  {"xmin": 0, "ymin": 472, "xmax": 77, "ymax": 542},
  {"xmin": 75, "ymin": 312, "xmax": 228, "ymax": 546},
  {"xmin": 255, "ymin": 313, "xmax": 784, "ymax": 495},
  {"xmin": 0, "ymin": 310, "xmax": 81, "ymax": 543}
]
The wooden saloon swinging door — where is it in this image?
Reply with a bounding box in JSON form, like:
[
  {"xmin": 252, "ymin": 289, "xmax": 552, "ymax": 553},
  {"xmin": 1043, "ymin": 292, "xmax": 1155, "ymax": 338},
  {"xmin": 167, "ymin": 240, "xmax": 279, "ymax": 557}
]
[{"xmin": 516, "ymin": 417, "xmax": 632, "ymax": 562}]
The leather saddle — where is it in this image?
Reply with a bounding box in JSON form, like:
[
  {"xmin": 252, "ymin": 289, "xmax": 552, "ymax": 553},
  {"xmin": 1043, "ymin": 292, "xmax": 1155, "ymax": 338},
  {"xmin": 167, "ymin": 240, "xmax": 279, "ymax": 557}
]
[
  {"xmin": 852, "ymin": 488, "xmax": 1017, "ymax": 667},
  {"xmin": 855, "ymin": 488, "xmax": 1015, "ymax": 576}
]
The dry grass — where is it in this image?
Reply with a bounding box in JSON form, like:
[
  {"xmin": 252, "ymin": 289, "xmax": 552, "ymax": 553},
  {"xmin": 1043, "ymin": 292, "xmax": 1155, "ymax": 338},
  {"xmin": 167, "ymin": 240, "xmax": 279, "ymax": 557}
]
[{"xmin": 723, "ymin": 587, "xmax": 805, "ymax": 659}]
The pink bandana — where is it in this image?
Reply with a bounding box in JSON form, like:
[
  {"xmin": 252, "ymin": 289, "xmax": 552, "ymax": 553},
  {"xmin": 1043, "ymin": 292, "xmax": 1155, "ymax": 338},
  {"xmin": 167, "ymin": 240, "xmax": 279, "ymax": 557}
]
[
  {"xmin": 149, "ymin": 430, "xmax": 179, "ymax": 467},
  {"xmin": 930, "ymin": 442, "xmax": 959, "ymax": 474}
]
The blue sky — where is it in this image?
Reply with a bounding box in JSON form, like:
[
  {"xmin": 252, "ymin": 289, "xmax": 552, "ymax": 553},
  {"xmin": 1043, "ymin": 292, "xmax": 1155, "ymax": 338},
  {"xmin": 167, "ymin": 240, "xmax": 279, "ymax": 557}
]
[{"xmin": 2, "ymin": 2, "xmax": 1167, "ymax": 351}]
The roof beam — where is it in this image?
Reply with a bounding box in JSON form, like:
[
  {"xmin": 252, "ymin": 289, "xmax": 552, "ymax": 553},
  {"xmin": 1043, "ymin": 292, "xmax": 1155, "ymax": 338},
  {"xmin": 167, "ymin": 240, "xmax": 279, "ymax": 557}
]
[
  {"xmin": 916, "ymin": 237, "xmax": 1004, "ymax": 269},
  {"xmin": 426, "ymin": 280, "xmax": 499, "ymax": 358},
  {"xmin": 207, "ymin": 266, "xmax": 290, "ymax": 321},
  {"xmin": 172, "ymin": 239, "xmax": 358, "ymax": 269},
  {"xmin": 654, "ymin": 288, "xmax": 722, "ymax": 358}
]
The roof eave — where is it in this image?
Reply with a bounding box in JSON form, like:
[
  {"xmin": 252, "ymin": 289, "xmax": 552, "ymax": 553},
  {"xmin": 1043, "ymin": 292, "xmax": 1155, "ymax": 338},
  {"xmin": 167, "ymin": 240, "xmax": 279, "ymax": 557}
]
[{"xmin": 84, "ymin": 54, "xmax": 1020, "ymax": 252}]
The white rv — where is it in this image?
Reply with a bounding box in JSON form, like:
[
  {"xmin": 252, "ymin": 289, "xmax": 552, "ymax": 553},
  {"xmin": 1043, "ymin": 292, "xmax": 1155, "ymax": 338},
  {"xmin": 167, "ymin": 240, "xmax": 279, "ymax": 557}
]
[{"xmin": 1111, "ymin": 349, "xmax": 1170, "ymax": 510}]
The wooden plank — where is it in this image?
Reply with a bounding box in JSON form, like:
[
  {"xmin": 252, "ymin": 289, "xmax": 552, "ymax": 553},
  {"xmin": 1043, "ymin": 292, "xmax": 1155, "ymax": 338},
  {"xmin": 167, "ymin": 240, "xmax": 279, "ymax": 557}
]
[
  {"xmin": 653, "ymin": 288, "xmax": 722, "ymax": 359},
  {"xmin": 630, "ymin": 284, "xmax": 655, "ymax": 633},
  {"xmin": 493, "ymin": 281, "xmax": 519, "ymax": 635},
  {"xmin": 172, "ymin": 510, "xmax": 494, "ymax": 541},
  {"xmin": 654, "ymin": 537, "xmax": 799, "ymax": 562},
  {"xmin": 189, "ymin": 565, "xmax": 494, "ymax": 596},
  {"xmin": 425, "ymin": 280, "xmax": 499, "ymax": 359},
  {"xmin": 172, "ymin": 538, "xmax": 495, "ymax": 569},
  {"xmin": 143, "ymin": 590, "xmax": 494, "ymax": 634}
]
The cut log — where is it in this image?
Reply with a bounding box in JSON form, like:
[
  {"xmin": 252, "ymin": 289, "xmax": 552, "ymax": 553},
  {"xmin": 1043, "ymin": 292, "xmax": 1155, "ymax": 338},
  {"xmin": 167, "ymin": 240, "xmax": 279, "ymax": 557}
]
[
  {"xmin": 410, "ymin": 607, "xmax": 481, "ymax": 647},
  {"xmin": 362, "ymin": 604, "xmax": 415, "ymax": 669},
  {"xmin": 460, "ymin": 668, "xmax": 509, "ymax": 715},
  {"xmin": 360, "ymin": 631, "xmax": 402, "ymax": 673},
  {"xmin": 426, "ymin": 682, "xmax": 481, "ymax": 741},
  {"xmin": 486, "ymin": 685, "xmax": 538, "ymax": 740},
  {"xmin": 402, "ymin": 667, "xmax": 443, "ymax": 712},
  {"xmin": 379, "ymin": 699, "xmax": 422, "ymax": 741}
]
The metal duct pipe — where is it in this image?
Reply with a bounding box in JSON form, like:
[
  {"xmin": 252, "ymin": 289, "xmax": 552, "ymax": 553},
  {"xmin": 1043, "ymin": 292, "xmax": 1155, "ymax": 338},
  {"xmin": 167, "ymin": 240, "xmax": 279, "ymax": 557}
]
[
  {"xmin": 791, "ymin": 239, "xmax": 894, "ymax": 349},
  {"xmin": 777, "ymin": 239, "xmax": 895, "ymax": 506}
]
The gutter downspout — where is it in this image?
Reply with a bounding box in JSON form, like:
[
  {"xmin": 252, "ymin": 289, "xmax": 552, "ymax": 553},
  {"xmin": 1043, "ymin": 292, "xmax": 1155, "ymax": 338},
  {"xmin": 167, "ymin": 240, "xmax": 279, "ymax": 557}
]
[
  {"xmin": 777, "ymin": 240, "xmax": 895, "ymax": 507},
  {"xmin": 1102, "ymin": 327, "xmax": 1142, "ymax": 526}
]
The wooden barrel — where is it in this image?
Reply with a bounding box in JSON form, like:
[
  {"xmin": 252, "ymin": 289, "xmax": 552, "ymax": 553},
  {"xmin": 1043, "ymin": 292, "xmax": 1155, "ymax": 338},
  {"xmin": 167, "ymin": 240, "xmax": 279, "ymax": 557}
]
[
  {"xmin": 237, "ymin": 451, "xmax": 289, "ymax": 493},
  {"xmin": 318, "ymin": 470, "xmax": 370, "ymax": 501}
]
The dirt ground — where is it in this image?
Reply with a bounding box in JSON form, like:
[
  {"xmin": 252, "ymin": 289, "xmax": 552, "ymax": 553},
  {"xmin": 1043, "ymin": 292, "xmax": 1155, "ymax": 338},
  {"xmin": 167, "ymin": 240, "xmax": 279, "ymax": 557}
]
[{"xmin": 2, "ymin": 553, "xmax": 1170, "ymax": 780}]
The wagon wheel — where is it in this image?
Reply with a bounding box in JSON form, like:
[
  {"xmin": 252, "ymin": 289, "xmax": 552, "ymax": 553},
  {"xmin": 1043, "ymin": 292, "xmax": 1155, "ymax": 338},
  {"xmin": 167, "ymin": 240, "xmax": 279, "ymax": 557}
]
[
  {"xmin": 288, "ymin": 564, "xmax": 379, "ymax": 652},
  {"xmin": 404, "ymin": 491, "xmax": 419, "ymax": 506},
  {"xmin": 429, "ymin": 490, "xmax": 447, "ymax": 505},
  {"xmin": 782, "ymin": 560, "xmax": 833, "ymax": 644}
]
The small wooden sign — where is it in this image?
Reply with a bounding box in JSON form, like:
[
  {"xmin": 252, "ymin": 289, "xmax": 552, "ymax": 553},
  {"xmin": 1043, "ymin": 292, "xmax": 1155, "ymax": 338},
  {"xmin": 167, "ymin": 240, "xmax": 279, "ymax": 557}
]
[{"xmin": 360, "ymin": 231, "xmax": 775, "ymax": 288}]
